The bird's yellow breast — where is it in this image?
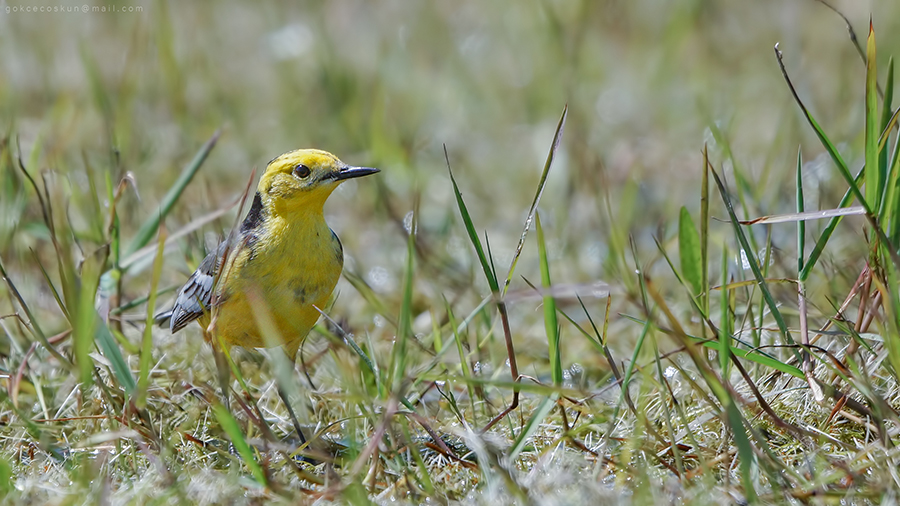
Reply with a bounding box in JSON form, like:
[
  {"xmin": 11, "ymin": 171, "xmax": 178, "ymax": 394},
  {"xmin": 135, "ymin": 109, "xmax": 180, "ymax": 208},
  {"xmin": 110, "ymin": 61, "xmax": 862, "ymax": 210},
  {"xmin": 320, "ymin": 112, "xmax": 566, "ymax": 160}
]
[{"xmin": 207, "ymin": 210, "xmax": 343, "ymax": 359}]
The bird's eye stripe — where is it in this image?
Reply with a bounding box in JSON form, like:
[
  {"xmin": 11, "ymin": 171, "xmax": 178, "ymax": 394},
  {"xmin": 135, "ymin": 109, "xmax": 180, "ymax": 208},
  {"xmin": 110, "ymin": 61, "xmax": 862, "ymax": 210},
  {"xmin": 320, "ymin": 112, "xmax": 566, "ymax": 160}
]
[{"xmin": 293, "ymin": 164, "xmax": 311, "ymax": 178}]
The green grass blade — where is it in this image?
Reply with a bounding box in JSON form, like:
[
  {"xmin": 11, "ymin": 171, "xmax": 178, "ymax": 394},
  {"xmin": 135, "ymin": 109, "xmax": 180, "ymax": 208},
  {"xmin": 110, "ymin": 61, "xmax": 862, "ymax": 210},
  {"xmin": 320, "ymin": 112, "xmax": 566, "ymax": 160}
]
[
  {"xmin": 483, "ymin": 233, "xmax": 500, "ymax": 296},
  {"xmin": 702, "ymin": 336, "xmax": 803, "ymax": 379},
  {"xmin": 136, "ymin": 227, "xmax": 167, "ymax": 407},
  {"xmin": 879, "ymin": 57, "xmax": 894, "ymax": 219},
  {"xmin": 719, "ymin": 246, "xmax": 731, "ymax": 373},
  {"xmin": 104, "ymin": 169, "xmax": 121, "ymax": 270},
  {"xmin": 882, "ymin": 56, "xmax": 900, "ymax": 242},
  {"xmin": 878, "ymin": 103, "xmax": 900, "ymax": 157},
  {"xmin": 654, "ymin": 236, "xmax": 705, "ymax": 319},
  {"xmin": 502, "ymin": 104, "xmax": 567, "ymax": 296},
  {"xmin": 123, "ymin": 130, "xmax": 220, "ymax": 259},
  {"xmin": 876, "ymin": 243, "xmax": 900, "ymax": 379},
  {"xmin": 446, "ymin": 303, "xmax": 477, "ymax": 422},
  {"xmin": 889, "ymin": 147, "xmax": 900, "ymax": 245},
  {"xmin": 342, "ymin": 270, "xmax": 396, "ymax": 327},
  {"xmin": 709, "ymin": 164, "xmax": 793, "ymax": 345},
  {"xmin": 800, "ymin": 166, "xmax": 865, "ymax": 281},
  {"xmin": 82, "ymin": 153, "xmax": 105, "ymax": 242},
  {"xmin": 775, "ymin": 45, "xmax": 871, "ymax": 214},
  {"xmin": 678, "ymin": 206, "xmax": 702, "ymax": 297},
  {"xmin": 866, "ymin": 22, "xmax": 880, "ymax": 208},
  {"xmin": 647, "ymin": 241, "xmax": 804, "ymax": 379},
  {"xmin": 108, "ymin": 285, "xmax": 177, "ymax": 315},
  {"xmin": 652, "ymin": 339, "xmax": 684, "ymax": 476},
  {"xmin": 882, "ymin": 56, "xmax": 895, "ymax": 134},
  {"xmin": 212, "ymin": 404, "xmax": 268, "ymax": 487},
  {"xmin": 507, "ymin": 394, "xmax": 557, "ymax": 462},
  {"xmin": 1, "ymin": 252, "xmax": 73, "ymax": 368},
  {"xmin": 392, "ymin": 210, "xmax": 416, "ymax": 393},
  {"xmin": 607, "ymin": 316, "xmax": 652, "ymax": 428},
  {"xmin": 558, "ymin": 309, "xmax": 605, "ymax": 363},
  {"xmin": 94, "ymin": 316, "xmax": 137, "ymax": 394},
  {"xmin": 535, "ymin": 213, "xmax": 561, "ymax": 385},
  {"xmin": 74, "ymin": 246, "xmax": 108, "ymax": 386},
  {"xmin": 700, "ymin": 146, "xmax": 710, "ymax": 316},
  {"xmin": 0, "ymin": 454, "xmax": 11, "ymax": 496},
  {"xmin": 446, "ymin": 146, "xmax": 499, "ymax": 292},
  {"xmin": 726, "ymin": 401, "xmax": 756, "ymax": 503},
  {"xmin": 400, "ymin": 419, "xmax": 435, "ymax": 494},
  {"xmin": 455, "ymin": 377, "xmax": 578, "ymax": 397},
  {"xmin": 796, "ymin": 148, "xmax": 805, "ymax": 273},
  {"xmin": 315, "ymin": 310, "xmax": 383, "ymax": 396},
  {"xmin": 622, "ymin": 315, "xmax": 806, "ymax": 380}
]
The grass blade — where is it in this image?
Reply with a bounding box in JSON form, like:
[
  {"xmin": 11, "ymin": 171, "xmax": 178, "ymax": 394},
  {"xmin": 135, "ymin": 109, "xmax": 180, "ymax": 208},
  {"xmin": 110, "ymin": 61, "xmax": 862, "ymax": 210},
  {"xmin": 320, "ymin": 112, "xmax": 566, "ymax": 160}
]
[
  {"xmin": 727, "ymin": 402, "xmax": 756, "ymax": 503},
  {"xmin": 212, "ymin": 404, "xmax": 268, "ymax": 487},
  {"xmin": 392, "ymin": 209, "xmax": 416, "ymax": 393},
  {"xmin": 446, "ymin": 146, "xmax": 499, "ymax": 292},
  {"xmin": 739, "ymin": 206, "xmax": 866, "ymax": 225},
  {"xmin": 878, "ymin": 57, "xmax": 894, "ymax": 221},
  {"xmin": 719, "ymin": 246, "xmax": 732, "ymax": 373},
  {"xmin": 866, "ymin": 21, "xmax": 881, "ymax": 208},
  {"xmin": 123, "ymin": 129, "xmax": 220, "ymax": 259},
  {"xmin": 678, "ymin": 206, "xmax": 702, "ymax": 297},
  {"xmin": 445, "ymin": 298, "xmax": 477, "ymax": 422},
  {"xmin": 775, "ymin": 44, "xmax": 871, "ymax": 214},
  {"xmin": 507, "ymin": 394, "xmax": 557, "ymax": 462},
  {"xmin": 74, "ymin": 245, "xmax": 108, "ymax": 386},
  {"xmin": 94, "ymin": 316, "xmax": 137, "ymax": 394},
  {"xmin": 0, "ymin": 455, "xmax": 11, "ymax": 496},
  {"xmin": 136, "ymin": 226, "xmax": 167, "ymax": 407},
  {"xmin": 647, "ymin": 241, "xmax": 805, "ymax": 379},
  {"xmin": 502, "ymin": 104, "xmax": 567, "ymax": 296},
  {"xmin": 535, "ymin": 212, "xmax": 561, "ymax": 385},
  {"xmin": 709, "ymin": 163, "xmax": 793, "ymax": 345},
  {"xmin": 701, "ymin": 145, "xmax": 710, "ymax": 324},
  {"xmin": 800, "ymin": 166, "xmax": 865, "ymax": 281}
]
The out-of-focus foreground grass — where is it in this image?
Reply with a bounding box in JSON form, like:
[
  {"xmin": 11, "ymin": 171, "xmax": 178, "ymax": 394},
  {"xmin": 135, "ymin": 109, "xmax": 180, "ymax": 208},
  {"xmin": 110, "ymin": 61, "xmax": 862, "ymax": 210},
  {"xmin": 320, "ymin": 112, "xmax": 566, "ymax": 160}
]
[{"xmin": 3, "ymin": 1, "xmax": 900, "ymax": 504}]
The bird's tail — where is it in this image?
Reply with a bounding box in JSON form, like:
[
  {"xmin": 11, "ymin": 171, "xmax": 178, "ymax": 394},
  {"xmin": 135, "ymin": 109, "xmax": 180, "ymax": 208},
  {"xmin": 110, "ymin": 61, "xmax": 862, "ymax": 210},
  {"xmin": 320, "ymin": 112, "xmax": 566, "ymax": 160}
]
[{"xmin": 153, "ymin": 309, "xmax": 174, "ymax": 329}]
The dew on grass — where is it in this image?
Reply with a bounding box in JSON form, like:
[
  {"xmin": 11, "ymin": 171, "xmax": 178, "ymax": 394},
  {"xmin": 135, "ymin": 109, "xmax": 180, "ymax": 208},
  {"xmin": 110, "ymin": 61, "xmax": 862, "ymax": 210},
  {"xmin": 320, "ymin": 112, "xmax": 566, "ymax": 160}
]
[
  {"xmin": 366, "ymin": 266, "xmax": 392, "ymax": 291},
  {"xmin": 403, "ymin": 210, "xmax": 417, "ymax": 234}
]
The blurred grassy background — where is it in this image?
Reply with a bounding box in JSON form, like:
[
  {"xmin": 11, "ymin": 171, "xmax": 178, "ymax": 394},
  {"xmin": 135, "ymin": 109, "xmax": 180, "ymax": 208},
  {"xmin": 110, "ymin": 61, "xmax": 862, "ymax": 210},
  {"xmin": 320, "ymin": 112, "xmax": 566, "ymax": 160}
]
[
  {"xmin": 2, "ymin": 0, "xmax": 896, "ymax": 380},
  {"xmin": 4, "ymin": 0, "xmax": 898, "ymax": 361},
  {"xmin": 3, "ymin": 0, "xmax": 900, "ymax": 503}
]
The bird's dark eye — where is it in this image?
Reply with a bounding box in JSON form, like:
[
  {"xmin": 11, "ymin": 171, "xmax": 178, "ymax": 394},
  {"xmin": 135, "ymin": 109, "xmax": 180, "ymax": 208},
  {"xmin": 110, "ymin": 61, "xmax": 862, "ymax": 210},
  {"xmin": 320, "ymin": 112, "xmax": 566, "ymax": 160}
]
[{"xmin": 293, "ymin": 164, "xmax": 311, "ymax": 179}]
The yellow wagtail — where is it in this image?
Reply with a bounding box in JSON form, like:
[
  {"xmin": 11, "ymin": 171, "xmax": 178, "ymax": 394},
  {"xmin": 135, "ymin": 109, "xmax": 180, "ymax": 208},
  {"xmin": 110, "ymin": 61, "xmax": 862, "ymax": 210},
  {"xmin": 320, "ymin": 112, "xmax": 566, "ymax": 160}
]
[
  {"xmin": 156, "ymin": 150, "xmax": 377, "ymax": 439},
  {"xmin": 157, "ymin": 149, "xmax": 378, "ymax": 357},
  {"xmin": 156, "ymin": 149, "xmax": 377, "ymax": 448}
]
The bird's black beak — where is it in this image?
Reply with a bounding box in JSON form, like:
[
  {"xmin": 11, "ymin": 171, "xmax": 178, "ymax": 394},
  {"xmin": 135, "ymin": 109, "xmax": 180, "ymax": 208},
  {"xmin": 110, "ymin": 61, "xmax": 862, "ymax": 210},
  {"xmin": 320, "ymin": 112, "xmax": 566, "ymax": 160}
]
[{"xmin": 331, "ymin": 166, "xmax": 380, "ymax": 181}]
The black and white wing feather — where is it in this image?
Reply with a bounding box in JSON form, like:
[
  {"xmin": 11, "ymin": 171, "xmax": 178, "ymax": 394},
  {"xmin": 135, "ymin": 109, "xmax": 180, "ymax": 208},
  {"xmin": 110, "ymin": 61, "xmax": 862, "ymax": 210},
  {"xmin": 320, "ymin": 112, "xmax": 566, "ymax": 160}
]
[
  {"xmin": 156, "ymin": 192, "xmax": 265, "ymax": 333},
  {"xmin": 156, "ymin": 241, "xmax": 228, "ymax": 333}
]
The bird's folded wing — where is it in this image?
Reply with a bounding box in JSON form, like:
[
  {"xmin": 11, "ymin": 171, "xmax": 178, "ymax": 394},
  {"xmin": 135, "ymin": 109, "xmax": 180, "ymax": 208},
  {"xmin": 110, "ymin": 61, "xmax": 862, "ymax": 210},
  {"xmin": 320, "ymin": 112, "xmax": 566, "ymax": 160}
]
[{"xmin": 167, "ymin": 241, "xmax": 228, "ymax": 333}]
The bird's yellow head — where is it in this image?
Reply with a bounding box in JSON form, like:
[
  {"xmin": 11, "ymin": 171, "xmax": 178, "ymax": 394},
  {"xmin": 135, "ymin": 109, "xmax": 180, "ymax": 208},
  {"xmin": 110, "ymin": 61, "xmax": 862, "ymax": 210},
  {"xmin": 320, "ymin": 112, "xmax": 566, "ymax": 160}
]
[{"xmin": 258, "ymin": 149, "xmax": 378, "ymax": 213}]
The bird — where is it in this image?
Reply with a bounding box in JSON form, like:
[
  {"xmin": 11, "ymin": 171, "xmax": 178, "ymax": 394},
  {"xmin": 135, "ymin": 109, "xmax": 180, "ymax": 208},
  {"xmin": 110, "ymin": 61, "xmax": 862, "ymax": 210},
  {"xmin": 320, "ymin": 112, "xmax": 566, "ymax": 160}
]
[
  {"xmin": 155, "ymin": 149, "xmax": 378, "ymax": 446},
  {"xmin": 157, "ymin": 148, "xmax": 378, "ymax": 356}
]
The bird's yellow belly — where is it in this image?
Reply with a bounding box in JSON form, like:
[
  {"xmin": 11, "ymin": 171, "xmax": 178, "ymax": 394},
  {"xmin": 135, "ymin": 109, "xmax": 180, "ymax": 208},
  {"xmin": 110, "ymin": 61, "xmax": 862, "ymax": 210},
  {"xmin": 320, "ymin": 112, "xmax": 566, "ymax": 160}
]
[{"xmin": 208, "ymin": 234, "xmax": 343, "ymax": 358}]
